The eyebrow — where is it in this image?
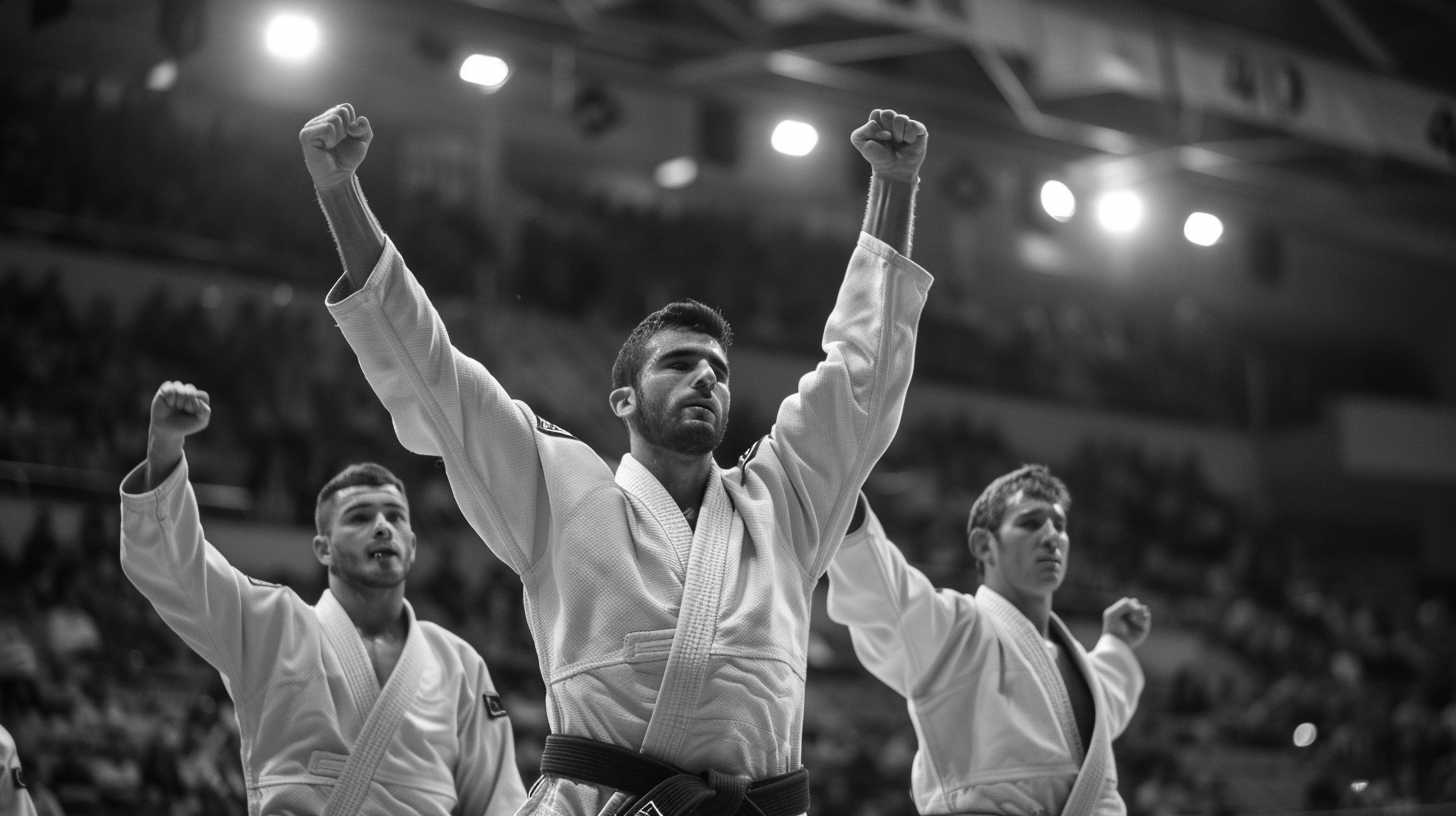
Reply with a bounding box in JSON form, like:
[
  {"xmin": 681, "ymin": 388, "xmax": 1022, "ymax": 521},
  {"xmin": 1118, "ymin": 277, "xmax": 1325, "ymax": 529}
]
[
  {"xmin": 657, "ymin": 348, "xmax": 730, "ymax": 376},
  {"xmin": 340, "ymin": 499, "xmax": 408, "ymax": 515},
  {"xmin": 1015, "ymin": 505, "xmax": 1066, "ymax": 522}
]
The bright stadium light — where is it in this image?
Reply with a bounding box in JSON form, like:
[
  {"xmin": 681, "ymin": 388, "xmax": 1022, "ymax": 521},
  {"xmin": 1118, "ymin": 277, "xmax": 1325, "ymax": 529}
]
[
  {"xmin": 146, "ymin": 59, "xmax": 178, "ymax": 92},
  {"xmin": 1039, "ymin": 179, "xmax": 1076, "ymax": 222},
  {"xmin": 264, "ymin": 12, "xmax": 320, "ymax": 63},
  {"xmin": 459, "ymin": 54, "xmax": 510, "ymax": 90},
  {"xmin": 1094, "ymin": 190, "xmax": 1144, "ymax": 235},
  {"xmin": 770, "ymin": 119, "xmax": 818, "ymax": 157},
  {"xmin": 1183, "ymin": 211, "xmax": 1224, "ymax": 247},
  {"xmin": 1292, "ymin": 722, "xmax": 1318, "ymax": 748},
  {"xmin": 654, "ymin": 156, "xmax": 698, "ymax": 189}
]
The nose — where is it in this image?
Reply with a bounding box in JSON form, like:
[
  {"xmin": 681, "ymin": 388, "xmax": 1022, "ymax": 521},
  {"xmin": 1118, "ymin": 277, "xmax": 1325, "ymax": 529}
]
[
  {"xmin": 372, "ymin": 517, "xmax": 392, "ymax": 538},
  {"xmin": 691, "ymin": 361, "xmax": 717, "ymax": 392},
  {"xmin": 1040, "ymin": 521, "xmax": 1065, "ymax": 547}
]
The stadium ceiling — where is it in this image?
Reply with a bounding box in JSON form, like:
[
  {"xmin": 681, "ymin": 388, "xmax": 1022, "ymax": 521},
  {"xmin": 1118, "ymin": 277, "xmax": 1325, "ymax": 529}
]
[
  {"xmin": 425, "ymin": 0, "xmax": 1456, "ymax": 262},
  {"xmin": 6, "ymin": 0, "xmax": 1456, "ymax": 262}
]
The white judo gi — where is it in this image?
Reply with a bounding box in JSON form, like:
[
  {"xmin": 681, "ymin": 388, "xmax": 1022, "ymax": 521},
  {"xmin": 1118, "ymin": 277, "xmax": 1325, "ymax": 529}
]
[
  {"xmin": 0, "ymin": 725, "xmax": 39, "ymax": 816},
  {"xmin": 119, "ymin": 458, "xmax": 527, "ymax": 816},
  {"xmin": 827, "ymin": 501, "xmax": 1145, "ymax": 816},
  {"xmin": 324, "ymin": 232, "xmax": 931, "ymax": 813}
]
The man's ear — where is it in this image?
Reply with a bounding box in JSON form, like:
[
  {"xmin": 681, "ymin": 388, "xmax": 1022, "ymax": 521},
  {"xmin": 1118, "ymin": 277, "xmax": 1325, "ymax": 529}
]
[
  {"xmin": 609, "ymin": 385, "xmax": 636, "ymax": 420},
  {"xmin": 312, "ymin": 534, "xmax": 331, "ymax": 567},
  {"xmin": 969, "ymin": 528, "xmax": 995, "ymax": 569}
]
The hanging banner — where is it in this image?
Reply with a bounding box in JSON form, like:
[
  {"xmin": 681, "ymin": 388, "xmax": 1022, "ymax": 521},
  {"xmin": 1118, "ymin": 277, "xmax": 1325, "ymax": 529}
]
[{"xmin": 756, "ymin": 0, "xmax": 1456, "ymax": 173}]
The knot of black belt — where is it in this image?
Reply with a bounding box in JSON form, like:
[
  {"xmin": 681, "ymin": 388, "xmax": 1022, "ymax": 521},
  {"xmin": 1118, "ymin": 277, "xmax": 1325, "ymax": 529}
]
[{"xmin": 538, "ymin": 734, "xmax": 810, "ymax": 816}]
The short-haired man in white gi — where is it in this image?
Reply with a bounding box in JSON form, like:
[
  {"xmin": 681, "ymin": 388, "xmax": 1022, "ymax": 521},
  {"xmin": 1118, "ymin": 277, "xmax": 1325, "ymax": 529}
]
[
  {"xmin": 119, "ymin": 381, "xmax": 526, "ymax": 816},
  {"xmin": 298, "ymin": 103, "xmax": 932, "ymax": 815},
  {"xmin": 828, "ymin": 464, "xmax": 1152, "ymax": 816}
]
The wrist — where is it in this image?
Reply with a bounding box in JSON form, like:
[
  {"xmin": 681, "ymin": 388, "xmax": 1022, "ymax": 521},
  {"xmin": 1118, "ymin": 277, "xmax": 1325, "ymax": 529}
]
[
  {"xmin": 147, "ymin": 431, "xmax": 185, "ymax": 457},
  {"xmin": 314, "ymin": 172, "xmax": 360, "ymax": 195},
  {"xmin": 870, "ymin": 171, "xmax": 920, "ymax": 189}
]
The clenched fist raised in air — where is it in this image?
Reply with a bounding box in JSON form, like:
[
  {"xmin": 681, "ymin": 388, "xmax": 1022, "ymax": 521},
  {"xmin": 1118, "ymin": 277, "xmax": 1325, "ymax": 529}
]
[
  {"xmin": 1103, "ymin": 596, "xmax": 1153, "ymax": 648},
  {"xmin": 851, "ymin": 108, "xmax": 929, "ymax": 185},
  {"xmin": 150, "ymin": 381, "xmax": 211, "ymax": 440},
  {"xmin": 145, "ymin": 381, "xmax": 211, "ymax": 489},
  {"xmin": 300, "ymin": 103, "xmax": 374, "ymax": 189}
]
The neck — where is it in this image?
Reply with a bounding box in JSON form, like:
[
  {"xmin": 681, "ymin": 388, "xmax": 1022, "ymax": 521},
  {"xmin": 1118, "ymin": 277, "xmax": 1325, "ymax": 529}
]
[
  {"xmin": 630, "ymin": 441, "xmax": 713, "ymax": 512},
  {"xmin": 330, "ymin": 579, "xmax": 407, "ymax": 638},
  {"xmin": 987, "ymin": 579, "xmax": 1054, "ymax": 636}
]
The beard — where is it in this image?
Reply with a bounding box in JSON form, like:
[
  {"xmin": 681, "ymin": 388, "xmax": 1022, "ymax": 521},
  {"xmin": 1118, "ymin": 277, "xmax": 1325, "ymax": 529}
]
[
  {"xmin": 329, "ymin": 552, "xmax": 410, "ymax": 589},
  {"xmin": 633, "ymin": 391, "xmax": 727, "ymax": 456}
]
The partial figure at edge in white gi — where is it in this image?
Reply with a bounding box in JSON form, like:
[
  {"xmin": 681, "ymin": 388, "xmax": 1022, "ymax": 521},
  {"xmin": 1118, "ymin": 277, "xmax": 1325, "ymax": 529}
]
[
  {"xmin": 298, "ymin": 104, "xmax": 932, "ymax": 815},
  {"xmin": 0, "ymin": 724, "xmax": 41, "ymax": 816},
  {"xmin": 118, "ymin": 381, "xmax": 527, "ymax": 816},
  {"xmin": 828, "ymin": 465, "xmax": 1152, "ymax": 816}
]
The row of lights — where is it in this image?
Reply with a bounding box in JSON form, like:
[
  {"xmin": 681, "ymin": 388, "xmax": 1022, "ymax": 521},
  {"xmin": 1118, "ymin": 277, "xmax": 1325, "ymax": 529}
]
[
  {"xmin": 259, "ymin": 11, "xmax": 824, "ymax": 193},
  {"xmin": 1039, "ymin": 180, "xmax": 1226, "ymax": 247},
  {"xmin": 653, "ymin": 121, "xmax": 820, "ymax": 187}
]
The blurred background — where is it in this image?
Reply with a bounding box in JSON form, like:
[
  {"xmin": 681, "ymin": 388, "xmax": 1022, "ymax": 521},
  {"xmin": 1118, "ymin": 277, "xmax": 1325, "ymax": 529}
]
[{"xmin": 2, "ymin": 0, "xmax": 1455, "ymax": 813}]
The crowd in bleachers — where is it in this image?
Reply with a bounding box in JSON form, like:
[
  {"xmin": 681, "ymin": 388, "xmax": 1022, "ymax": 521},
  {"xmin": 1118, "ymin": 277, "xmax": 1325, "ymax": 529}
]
[
  {"xmin": 2, "ymin": 74, "xmax": 1454, "ymax": 815},
  {"xmin": 5, "ymin": 248, "xmax": 1456, "ymax": 814}
]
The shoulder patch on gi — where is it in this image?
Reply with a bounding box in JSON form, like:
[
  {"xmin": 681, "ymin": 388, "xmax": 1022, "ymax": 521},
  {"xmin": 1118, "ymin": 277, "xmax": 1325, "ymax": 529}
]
[
  {"xmin": 535, "ymin": 416, "xmax": 576, "ymax": 439},
  {"xmin": 483, "ymin": 693, "xmax": 508, "ymax": 719},
  {"xmin": 736, "ymin": 437, "xmax": 763, "ymax": 468},
  {"xmin": 635, "ymin": 802, "xmax": 664, "ymax": 816},
  {"xmin": 247, "ymin": 576, "xmax": 283, "ymax": 589}
]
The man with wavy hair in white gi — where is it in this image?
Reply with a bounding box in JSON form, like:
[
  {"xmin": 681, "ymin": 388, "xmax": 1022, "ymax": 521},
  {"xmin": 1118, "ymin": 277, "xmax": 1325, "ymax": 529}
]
[
  {"xmin": 119, "ymin": 381, "xmax": 526, "ymax": 816},
  {"xmin": 299, "ymin": 102, "xmax": 932, "ymax": 815},
  {"xmin": 829, "ymin": 464, "xmax": 1152, "ymax": 816}
]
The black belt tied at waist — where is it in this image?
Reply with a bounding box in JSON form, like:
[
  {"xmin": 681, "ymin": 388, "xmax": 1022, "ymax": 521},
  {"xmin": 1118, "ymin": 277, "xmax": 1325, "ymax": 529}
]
[{"xmin": 539, "ymin": 734, "xmax": 810, "ymax": 816}]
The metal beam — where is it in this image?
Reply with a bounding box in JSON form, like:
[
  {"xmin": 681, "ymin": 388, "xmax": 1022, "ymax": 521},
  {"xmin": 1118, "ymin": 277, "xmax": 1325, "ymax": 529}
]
[{"xmin": 1315, "ymin": 0, "xmax": 1399, "ymax": 73}]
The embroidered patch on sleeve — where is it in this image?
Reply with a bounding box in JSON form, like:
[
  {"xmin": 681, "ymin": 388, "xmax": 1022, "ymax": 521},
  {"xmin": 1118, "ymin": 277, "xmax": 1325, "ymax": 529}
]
[
  {"xmin": 535, "ymin": 416, "xmax": 577, "ymax": 439},
  {"xmin": 483, "ymin": 694, "xmax": 508, "ymax": 719}
]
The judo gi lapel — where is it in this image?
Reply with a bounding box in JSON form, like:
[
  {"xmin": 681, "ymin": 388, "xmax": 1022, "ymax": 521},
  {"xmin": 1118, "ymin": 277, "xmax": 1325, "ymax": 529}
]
[
  {"xmin": 316, "ymin": 593, "xmax": 431, "ymax": 816},
  {"xmin": 317, "ymin": 590, "xmax": 381, "ymax": 714},
  {"xmin": 1050, "ymin": 616, "xmax": 1115, "ymax": 816},
  {"xmin": 617, "ymin": 454, "xmax": 695, "ymax": 573},
  {"xmin": 977, "ymin": 588, "xmax": 1084, "ymax": 760},
  {"xmin": 636, "ymin": 464, "xmax": 740, "ymax": 760}
]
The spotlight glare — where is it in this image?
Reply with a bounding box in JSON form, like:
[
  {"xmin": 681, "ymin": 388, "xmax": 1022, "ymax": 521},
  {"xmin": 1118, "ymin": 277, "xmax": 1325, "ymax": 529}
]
[
  {"xmin": 264, "ymin": 12, "xmax": 320, "ymax": 63},
  {"xmin": 1039, "ymin": 180, "xmax": 1076, "ymax": 222},
  {"xmin": 771, "ymin": 119, "xmax": 818, "ymax": 157},
  {"xmin": 1094, "ymin": 190, "xmax": 1144, "ymax": 234},
  {"xmin": 459, "ymin": 54, "xmax": 510, "ymax": 90},
  {"xmin": 1184, "ymin": 211, "xmax": 1224, "ymax": 247},
  {"xmin": 146, "ymin": 59, "xmax": 178, "ymax": 92},
  {"xmin": 653, "ymin": 156, "xmax": 698, "ymax": 189},
  {"xmin": 1292, "ymin": 722, "xmax": 1318, "ymax": 748}
]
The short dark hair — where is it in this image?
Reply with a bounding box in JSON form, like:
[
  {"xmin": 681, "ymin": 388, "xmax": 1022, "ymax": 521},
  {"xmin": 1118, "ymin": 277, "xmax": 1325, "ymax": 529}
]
[
  {"xmin": 315, "ymin": 463, "xmax": 407, "ymax": 535},
  {"xmin": 966, "ymin": 464, "xmax": 1071, "ymax": 578},
  {"xmin": 611, "ymin": 300, "xmax": 733, "ymax": 390}
]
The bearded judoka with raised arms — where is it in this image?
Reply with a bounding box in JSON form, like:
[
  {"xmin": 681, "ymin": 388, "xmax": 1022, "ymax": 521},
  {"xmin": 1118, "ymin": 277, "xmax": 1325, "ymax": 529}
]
[
  {"xmin": 298, "ymin": 102, "xmax": 932, "ymax": 815},
  {"xmin": 829, "ymin": 465, "xmax": 1152, "ymax": 816},
  {"xmin": 119, "ymin": 381, "xmax": 526, "ymax": 816}
]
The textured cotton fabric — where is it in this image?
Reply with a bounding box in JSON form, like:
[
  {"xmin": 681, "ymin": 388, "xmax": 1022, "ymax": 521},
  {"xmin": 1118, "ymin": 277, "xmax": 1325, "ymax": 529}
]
[
  {"xmin": 119, "ymin": 458, "xmax": 526, "ymax": 816},
  {"xmin": 828, "ymin": 501, "xmax": 1144, "ymax": 816},
  {"xmin": 326, "ymin": 231, "xmax": 931, "ymax": 813}
]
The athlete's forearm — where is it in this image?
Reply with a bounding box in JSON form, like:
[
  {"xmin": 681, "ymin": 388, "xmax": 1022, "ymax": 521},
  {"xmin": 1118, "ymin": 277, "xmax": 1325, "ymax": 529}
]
[
  {"xmin": 315, "ymin": 175, "xmax": 386, "ymax": 292},
  {"xmin": 144, "ymin": 433, "xmax": 184, "ymax": 491},
  {"xmin": 860, "ymin": 173, "xmax": 918, "ymax": 257}
]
